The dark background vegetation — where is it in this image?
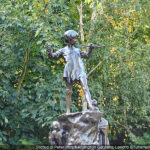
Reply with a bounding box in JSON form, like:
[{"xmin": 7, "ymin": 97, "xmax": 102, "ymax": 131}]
[{"xmin": 0, "ymin": 0, "xmax": 150, "ymax": 148}]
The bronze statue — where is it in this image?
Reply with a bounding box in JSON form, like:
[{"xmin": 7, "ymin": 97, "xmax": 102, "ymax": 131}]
[{"xmin": 47, "ymin": 30, "xmax": 96, "ymax": 114}]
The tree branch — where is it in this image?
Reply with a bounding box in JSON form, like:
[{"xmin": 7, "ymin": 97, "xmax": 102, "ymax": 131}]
[
  {"xmin": 87, "ymin": 53, "xmax": 112, "ymax": 77},
  {"xmin": 17, "ymin": 48, "xmax": 30, "ymax": 93},
  {"xmin": 87, "ymin": 60, "xmax": 102, "ymax": 77},
  {"xmin": 77, "ymin": 1, "xmax": 84, "ymax": 42}
]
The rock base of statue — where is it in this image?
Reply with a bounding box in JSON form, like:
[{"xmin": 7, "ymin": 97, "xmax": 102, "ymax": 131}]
[{"xmin": 49, "ymin": 110, "xmax": 109, "ymax": 146}]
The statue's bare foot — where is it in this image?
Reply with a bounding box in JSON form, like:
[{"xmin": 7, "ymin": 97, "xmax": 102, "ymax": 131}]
[{"xmin": 88, "ymin": 104, "xmax": 96, "ymax": 110}]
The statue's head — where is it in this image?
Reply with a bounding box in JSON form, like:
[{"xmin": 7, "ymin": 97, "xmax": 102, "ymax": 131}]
[{"xmin": 64, "ymin": 30, "xmax": 79, "ymax": 44}]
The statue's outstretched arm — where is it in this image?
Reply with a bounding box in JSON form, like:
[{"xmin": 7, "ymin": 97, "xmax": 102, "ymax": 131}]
[
  {"xmin": 80, "ymin": 44, "xmax": 94, "ymax": 59},
  {"xmin": 47, "ymin": 45, "xmax": 63, "ymax": 59}
]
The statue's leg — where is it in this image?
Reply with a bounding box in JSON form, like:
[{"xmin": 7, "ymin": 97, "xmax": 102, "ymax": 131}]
[
  {"xmin": 80, "ymin": 77, "xmax": 94, "ymax": 110},
  {"xmin": 82, "ymin": 96, "xmax": 87, "ymax": 111},
  {"xmin": 65, "ymin": 81, "xmax": 73, "ymax": 114}
]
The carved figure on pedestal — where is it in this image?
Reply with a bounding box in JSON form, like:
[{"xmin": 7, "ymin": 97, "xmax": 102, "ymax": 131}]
[
  {"xmin": 47, "ymin": 30, "xmax": 96, "ymax": 114},
  {"xmin": 99, "ymin": 118, "xmax": 109, "ymax": 146},
  {"xmin": 49, "ymin": 121, "xmax": 63, "ymax": 145},
  {"xmin": 92, "ymin": 99, "xmax": 109, "ymax": 145}
]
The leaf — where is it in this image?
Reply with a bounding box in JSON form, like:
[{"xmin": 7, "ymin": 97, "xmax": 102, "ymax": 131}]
[
  {"xmin": 37, "ymin": 40, "xmax": 42, "ymax": 45},
  {"xmin": 0, "ymin": 70, "xmax": 3, "ymax": 74},
  {"xmin": 19, "ymin": 139, "xmax": 34, "ymax": 145},
  {"xmin": 85, "ymin": 0, "xmax": 92, "ymax": 4},
  {"xmin": 35, "ymin": 27, "xmax": 42, "ymax": 37},
  {"xmin": 4, "ymin": 117, "xmax": 8, "ymax": 124}
]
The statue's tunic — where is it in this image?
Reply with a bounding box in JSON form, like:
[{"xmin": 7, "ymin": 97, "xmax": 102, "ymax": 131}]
[{"xmin": 48, "ymin": 46, "xmax": 93, "ymax": 83}]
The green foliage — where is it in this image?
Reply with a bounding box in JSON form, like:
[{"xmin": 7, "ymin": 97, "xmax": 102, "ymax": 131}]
[{"xmin": 0, "ymin": 0, "xmax": 149, "ymax": 147}]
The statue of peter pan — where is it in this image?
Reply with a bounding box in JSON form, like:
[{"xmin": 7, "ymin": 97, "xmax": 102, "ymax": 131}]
[{"xmin": 47, "ymin": 30, "xmax": 96, "ymax": 114}]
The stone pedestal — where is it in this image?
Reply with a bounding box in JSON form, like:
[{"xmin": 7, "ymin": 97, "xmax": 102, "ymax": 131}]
[{"xmin": 49, "ymin": 110, "xmax": 109, "ymax": 146}]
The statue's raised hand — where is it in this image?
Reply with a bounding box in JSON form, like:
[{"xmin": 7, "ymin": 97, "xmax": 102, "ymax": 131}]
[{"xmin": 89, "ymin": 43, "xmax": 95, "ymax": 50}]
